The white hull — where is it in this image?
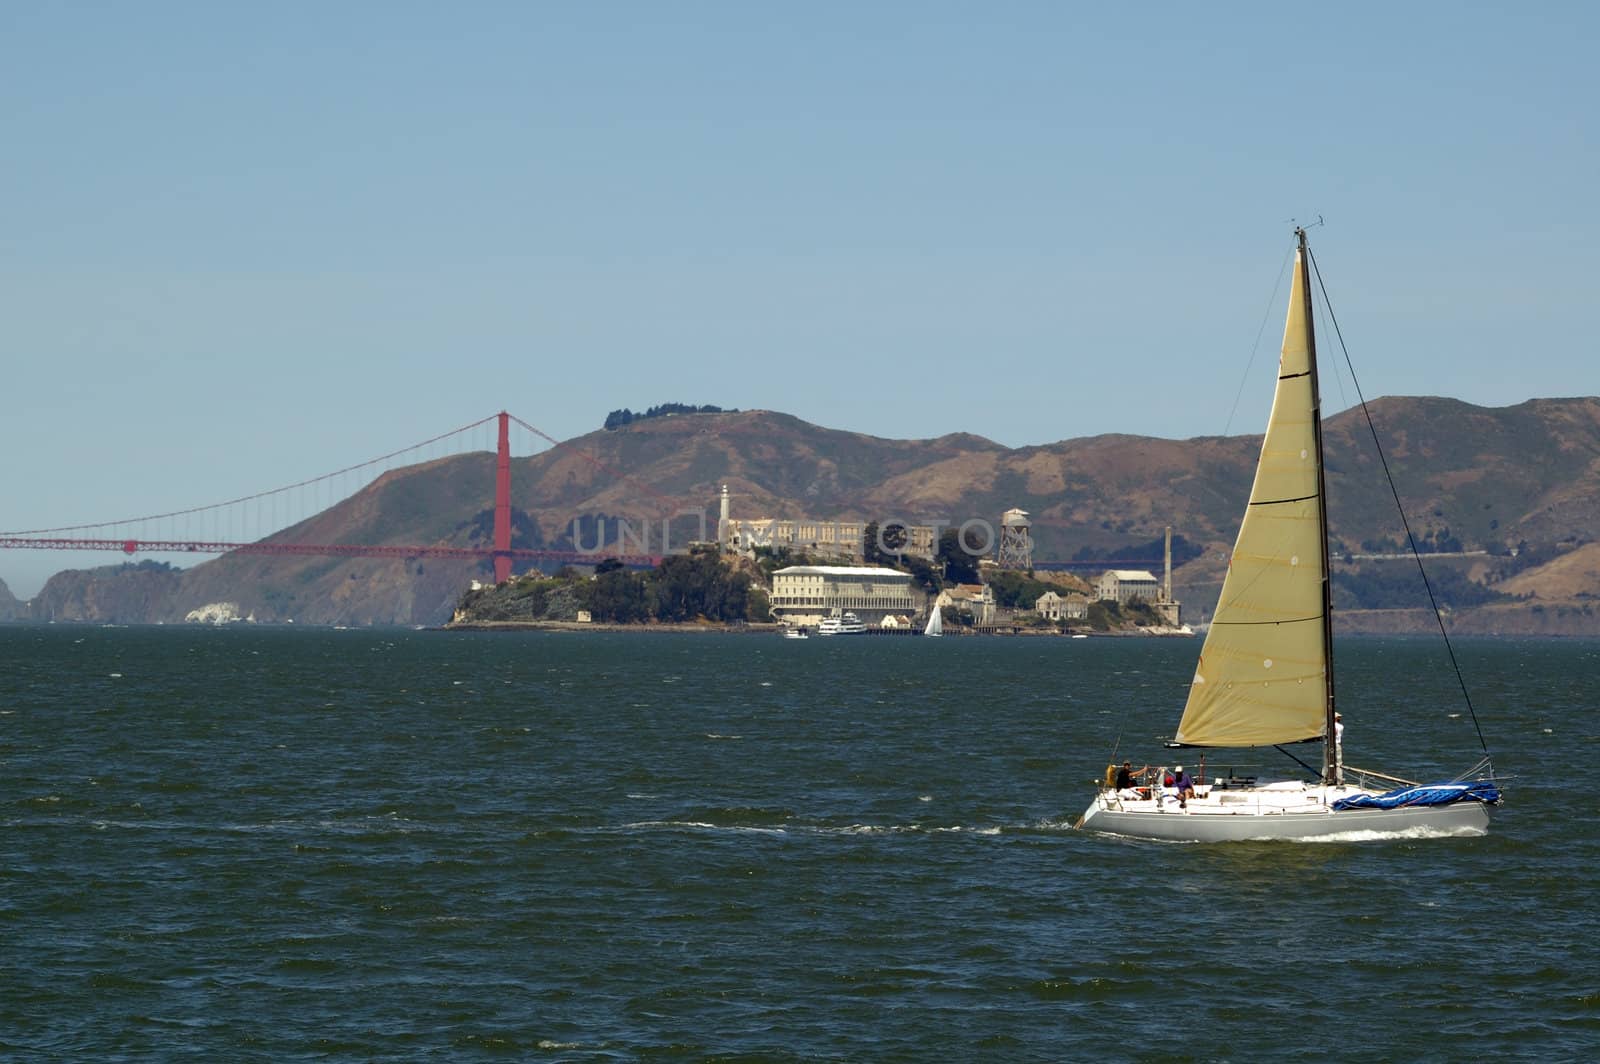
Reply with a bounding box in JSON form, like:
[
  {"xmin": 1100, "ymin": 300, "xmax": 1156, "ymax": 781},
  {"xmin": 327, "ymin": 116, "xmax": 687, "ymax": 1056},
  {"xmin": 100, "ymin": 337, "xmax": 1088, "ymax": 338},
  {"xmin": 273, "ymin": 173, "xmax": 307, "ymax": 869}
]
[{"xmin": 1079, "ymin": 784, "xmax": 1492, "ymax": 842}]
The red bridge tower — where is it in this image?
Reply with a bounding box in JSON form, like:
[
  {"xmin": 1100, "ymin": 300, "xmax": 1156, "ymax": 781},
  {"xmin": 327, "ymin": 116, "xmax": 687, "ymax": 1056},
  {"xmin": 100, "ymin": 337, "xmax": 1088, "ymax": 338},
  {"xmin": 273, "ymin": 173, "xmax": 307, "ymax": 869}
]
[{"xmin": 493, "ymin": 411, "xmax": 513, "ymax": 583}]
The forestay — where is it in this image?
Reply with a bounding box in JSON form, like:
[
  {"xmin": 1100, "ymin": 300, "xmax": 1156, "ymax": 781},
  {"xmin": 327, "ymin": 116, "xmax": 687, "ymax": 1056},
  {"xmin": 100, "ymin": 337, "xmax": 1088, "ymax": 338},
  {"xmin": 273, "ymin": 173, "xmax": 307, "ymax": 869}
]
[{"xmin": 1173, "ymin": 247, "xmax": 1329, "ymax": 749}]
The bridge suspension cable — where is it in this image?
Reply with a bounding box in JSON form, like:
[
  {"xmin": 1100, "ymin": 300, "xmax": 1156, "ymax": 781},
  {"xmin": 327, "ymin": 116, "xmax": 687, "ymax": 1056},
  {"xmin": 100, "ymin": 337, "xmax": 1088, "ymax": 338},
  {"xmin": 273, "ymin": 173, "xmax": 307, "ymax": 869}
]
[
  {"xmin": 1, "ymin": 414, "xmax": 506, "ymax": 538},
  {"xmin": 1, "ymin": 411, "xmax": 668, "ymax": 572}
]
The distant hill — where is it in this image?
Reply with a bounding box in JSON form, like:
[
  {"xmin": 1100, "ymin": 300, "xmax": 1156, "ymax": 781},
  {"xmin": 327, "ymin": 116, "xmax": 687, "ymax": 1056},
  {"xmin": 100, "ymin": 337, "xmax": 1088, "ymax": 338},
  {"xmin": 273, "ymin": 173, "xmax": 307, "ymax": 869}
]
[
  {"xmin": 0, "ymin": 576, "xmax": 19, "ymax": 621},
  {"xmin": 23, "ymin": 396, "xmax": 1600, "ymax": 630}
]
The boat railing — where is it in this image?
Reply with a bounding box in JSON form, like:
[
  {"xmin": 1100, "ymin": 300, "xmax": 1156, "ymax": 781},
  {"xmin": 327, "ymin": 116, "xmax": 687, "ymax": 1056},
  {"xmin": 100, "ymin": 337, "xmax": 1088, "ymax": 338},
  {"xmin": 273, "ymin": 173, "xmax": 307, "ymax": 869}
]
[
  {"xmin": 1451, "ymin": 756, "xmax": 1509, "ymax": 784},
  {"xmin": 1343, "ymin": 764, "xmax": 1420, "ymax": 789}
]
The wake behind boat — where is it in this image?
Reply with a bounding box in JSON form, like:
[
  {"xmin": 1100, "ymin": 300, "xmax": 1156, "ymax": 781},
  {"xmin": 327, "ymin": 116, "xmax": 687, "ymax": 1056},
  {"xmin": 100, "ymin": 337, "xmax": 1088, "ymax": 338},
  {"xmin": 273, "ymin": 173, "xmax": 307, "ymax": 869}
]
[{"xmin": 1078, "ymin": 228, "xmax": 1502, "ymax": 843}]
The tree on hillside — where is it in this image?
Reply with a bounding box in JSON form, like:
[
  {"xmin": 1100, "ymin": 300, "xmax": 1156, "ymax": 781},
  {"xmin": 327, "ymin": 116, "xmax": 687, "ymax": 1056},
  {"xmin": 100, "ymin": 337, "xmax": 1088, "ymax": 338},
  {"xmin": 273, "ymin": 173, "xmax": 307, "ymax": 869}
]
[
  {"xmin": 753, "ymin": 545, "xmax": 820, "ymax": 583},
  {"xmin": 586, "ymin": 568, "xmax": 652, "ymax": 622},
  {"xmin": 861, "ymin": 521, "xmax": 909, "ymax": 567},
  {"xmin": 905, "ymin": 555, "xmax": 942, "ymax": 595},
  {"xmin": 603, "ymin": 403, "xmax": 736, "ymax": 430},
  {"xmin": 937, "ymin": 527, "xmax": 982, "ymax": 585},
  {"xmin": 987, "ymin": 570, "xmax": 1065, "ymax": 609},
  {"xmin": 648, "ymin": 548, "xmax": 752, "ymax": 622},
  {"xmin": 882, "ymin": 522, "xmax": 908, "ymax": 558}
]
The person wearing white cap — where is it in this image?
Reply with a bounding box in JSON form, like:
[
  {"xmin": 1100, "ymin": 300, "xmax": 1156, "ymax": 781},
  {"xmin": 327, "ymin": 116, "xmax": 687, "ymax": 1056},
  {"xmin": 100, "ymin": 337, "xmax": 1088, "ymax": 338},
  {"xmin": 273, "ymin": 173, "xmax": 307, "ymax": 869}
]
[{"xmin": 1171, "ymin": 764, "xmax": 1196, "ymax": 808}]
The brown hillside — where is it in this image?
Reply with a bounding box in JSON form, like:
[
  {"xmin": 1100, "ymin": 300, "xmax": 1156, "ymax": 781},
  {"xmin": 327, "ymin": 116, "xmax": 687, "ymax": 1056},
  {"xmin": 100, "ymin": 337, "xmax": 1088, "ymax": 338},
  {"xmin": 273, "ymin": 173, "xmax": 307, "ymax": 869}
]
[
  {"xmin": 1498, "ymin": 542, "xmax": 1600, "ymax": 603},
  {"xmin": 25, "ymin": 397, "xmax": 1600, "ymax": 628}
]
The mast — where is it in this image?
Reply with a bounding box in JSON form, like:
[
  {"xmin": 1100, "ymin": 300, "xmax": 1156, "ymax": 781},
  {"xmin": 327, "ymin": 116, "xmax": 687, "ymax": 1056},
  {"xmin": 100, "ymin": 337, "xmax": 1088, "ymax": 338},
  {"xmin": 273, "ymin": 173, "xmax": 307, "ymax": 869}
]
[{"xmin": 1298, "ymin": 228, "xmax": 1338, "ymax": 783}]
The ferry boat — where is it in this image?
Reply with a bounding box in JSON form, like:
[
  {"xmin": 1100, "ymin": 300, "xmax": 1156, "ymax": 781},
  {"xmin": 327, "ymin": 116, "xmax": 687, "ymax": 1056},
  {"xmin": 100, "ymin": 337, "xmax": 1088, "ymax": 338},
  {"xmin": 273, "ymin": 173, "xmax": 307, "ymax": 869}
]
[{"xmin": 815, "ymin": 611, "xmax": 867, "ymax": 636}]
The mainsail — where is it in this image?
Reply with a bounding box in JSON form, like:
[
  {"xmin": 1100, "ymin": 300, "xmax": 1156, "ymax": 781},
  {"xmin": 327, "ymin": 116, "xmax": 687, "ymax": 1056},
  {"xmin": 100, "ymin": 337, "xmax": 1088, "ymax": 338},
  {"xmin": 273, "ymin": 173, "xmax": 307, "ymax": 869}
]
[{"xmin": 1173, "ymin": 242, "xmax": 1331, "ymax": 748}]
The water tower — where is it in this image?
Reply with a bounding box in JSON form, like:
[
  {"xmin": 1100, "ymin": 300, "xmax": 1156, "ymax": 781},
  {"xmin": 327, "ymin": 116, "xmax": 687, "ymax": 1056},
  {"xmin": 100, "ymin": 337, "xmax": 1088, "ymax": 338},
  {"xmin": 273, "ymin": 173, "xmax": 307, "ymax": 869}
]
[{"xmin": 997, "ymin": 508, "xmax": 1033, "ymax": 570}]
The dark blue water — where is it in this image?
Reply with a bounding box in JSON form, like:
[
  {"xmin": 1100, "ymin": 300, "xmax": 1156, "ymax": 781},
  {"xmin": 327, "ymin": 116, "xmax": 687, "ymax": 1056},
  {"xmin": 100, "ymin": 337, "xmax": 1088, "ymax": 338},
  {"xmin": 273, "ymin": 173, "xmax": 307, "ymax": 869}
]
[{"xmin": 3, "ymin": 626, "xmax": 1596, "ymax": 1060}]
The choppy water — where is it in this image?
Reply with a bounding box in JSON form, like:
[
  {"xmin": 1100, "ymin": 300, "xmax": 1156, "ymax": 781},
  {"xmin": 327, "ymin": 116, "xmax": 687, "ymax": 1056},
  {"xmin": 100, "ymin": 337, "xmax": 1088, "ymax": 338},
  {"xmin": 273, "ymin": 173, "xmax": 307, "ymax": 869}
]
[{"xmin": 2, "ymin": 626, "xmax": 1596, "ymax": 1060}]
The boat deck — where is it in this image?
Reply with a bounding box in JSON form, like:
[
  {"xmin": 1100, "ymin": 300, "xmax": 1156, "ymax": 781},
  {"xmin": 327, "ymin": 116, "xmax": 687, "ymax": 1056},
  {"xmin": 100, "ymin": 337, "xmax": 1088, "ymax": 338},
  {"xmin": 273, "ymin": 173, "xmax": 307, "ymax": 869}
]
[{"xmin": 1100, "ymin": 780, "xmax": 1360, "ymax": 817}]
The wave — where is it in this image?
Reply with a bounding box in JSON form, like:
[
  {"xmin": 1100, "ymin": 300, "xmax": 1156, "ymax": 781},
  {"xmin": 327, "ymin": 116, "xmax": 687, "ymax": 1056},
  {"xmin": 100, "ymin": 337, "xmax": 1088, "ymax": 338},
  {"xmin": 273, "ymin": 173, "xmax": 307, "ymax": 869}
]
[{"xmin": 1298, "ymin": 824, "xmax": 1490, "ymax": 843}]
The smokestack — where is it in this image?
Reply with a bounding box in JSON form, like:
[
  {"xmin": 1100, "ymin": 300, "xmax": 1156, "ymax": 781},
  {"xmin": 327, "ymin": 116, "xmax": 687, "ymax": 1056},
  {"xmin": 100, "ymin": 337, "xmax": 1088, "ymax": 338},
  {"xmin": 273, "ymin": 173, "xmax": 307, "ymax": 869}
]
[{"xmin": 1163, "ymin": 525, "xmax": 1172, "ymax": 601}]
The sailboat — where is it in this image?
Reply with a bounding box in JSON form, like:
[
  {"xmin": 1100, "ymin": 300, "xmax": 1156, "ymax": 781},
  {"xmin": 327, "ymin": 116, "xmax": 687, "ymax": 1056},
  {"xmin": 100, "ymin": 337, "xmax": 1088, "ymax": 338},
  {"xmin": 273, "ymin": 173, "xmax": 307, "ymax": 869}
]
[
  {"xmin": 1078, "ymin": 228, "xmax": 1501, "ymax": 842},
  {"xmin": 923, "ymin": 604, "xmax": 943, "ymax": 637}
]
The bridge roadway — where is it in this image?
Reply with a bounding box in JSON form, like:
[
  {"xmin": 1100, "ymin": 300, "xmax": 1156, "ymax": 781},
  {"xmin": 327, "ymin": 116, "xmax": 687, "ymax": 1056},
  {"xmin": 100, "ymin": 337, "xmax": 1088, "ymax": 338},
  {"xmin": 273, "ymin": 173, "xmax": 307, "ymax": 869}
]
[
  {"xmin": 0, "ymin": 537, "xmax": 661, "ymax": 569},
  {"xmin": 2, "ymin": 535, "xmax": 1155, "ymax": 573}
]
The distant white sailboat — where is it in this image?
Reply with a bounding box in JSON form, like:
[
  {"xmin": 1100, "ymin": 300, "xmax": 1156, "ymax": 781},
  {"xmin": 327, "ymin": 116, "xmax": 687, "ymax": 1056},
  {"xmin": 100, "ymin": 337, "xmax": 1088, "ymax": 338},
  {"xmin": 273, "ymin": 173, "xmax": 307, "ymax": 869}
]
[
  {"xmin": 923, "ymin": 605, "xmax": 942, "ymax": 638},
  {"xmin": 1078, "ymin": 228, "xmax": 1502, "ymax": 842}
]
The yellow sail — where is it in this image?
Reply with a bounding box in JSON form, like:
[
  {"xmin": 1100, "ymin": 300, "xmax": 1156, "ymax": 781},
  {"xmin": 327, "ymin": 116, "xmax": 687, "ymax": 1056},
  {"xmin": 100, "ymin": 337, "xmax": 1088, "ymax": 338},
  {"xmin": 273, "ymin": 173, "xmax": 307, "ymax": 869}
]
[{"xmin": 1174, "ymin": 247, "xmax": 1329, "ymax": 747}]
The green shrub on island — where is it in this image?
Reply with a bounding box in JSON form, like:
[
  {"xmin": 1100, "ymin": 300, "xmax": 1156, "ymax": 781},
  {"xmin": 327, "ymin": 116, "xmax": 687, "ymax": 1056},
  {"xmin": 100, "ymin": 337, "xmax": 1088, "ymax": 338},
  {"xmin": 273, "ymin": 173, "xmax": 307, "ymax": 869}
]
[
  {"xmin": 986, "ymin": 570, "xmax": 1067, "ymax": 609},
  {"xmin": 459, "ymin": 546, "xmax": 755, "ymax": 624}
]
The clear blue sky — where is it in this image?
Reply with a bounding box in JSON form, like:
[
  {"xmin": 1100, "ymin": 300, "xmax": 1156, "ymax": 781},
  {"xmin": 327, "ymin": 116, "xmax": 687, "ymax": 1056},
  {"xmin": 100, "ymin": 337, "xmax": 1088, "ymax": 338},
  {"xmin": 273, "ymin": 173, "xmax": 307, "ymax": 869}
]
[{"xmin": 3, "ymin": 2, "xmax": 1595, "ymax": 597}]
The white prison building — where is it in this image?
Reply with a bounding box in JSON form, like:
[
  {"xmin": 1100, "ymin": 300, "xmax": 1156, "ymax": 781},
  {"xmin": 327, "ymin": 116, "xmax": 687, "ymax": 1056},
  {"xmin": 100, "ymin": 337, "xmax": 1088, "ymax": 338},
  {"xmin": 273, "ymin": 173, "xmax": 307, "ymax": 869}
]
[
  {"xmin": 1095, "ymin": 569, "xmax": 1161, "ymax": 605},
  {"xmin": 769, "ymin": 566, "xmax": 921, "ymax": 627}
]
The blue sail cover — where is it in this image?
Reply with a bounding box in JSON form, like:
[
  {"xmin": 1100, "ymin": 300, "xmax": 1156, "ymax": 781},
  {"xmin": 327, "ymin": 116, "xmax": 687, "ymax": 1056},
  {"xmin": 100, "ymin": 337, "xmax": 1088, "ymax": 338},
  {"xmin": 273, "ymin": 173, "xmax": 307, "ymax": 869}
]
[{"xmin": 1333, "ymin": 780, "xmax": 1501, "ymax": 811}]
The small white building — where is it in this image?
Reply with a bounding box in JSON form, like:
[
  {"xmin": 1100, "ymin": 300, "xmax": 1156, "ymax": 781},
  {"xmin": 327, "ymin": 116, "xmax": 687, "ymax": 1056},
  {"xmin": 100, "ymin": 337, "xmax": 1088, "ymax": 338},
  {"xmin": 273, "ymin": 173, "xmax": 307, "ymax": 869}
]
[
  {"xmin": 1095, "ymin": 569, "xmax": 1160, "ymax": 604},
  {"xmin": 936, "ymin": 583, "xmax": 996, "ymax": 625},
  {"xmin": 1035, "ymin": 590, "xmax": 1089, "ymax": 621},
  {"xmin": 769, "ymin": 566, "xmax": 920, "ymax": 627}
]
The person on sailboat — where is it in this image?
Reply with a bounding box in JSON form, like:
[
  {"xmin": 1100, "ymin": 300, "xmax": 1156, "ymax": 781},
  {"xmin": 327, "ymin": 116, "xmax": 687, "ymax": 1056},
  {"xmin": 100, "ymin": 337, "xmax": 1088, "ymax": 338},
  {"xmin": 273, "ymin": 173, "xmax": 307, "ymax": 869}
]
[
  {"xmin": 1171, "ymin": 765, "xmax": 1196, "ymax": 808},
  {"xmin": 1334, "ymin": 712, "xmax": 1344, "ymax": 785},
  {"xmin": 1115, "ymin": 761, "xmax": 1148, "ymax": 792}
]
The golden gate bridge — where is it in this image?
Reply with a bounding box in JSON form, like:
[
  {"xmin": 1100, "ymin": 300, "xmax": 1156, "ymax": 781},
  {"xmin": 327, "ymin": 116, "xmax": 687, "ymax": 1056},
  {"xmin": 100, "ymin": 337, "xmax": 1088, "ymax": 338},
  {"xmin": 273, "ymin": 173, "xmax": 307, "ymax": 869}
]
[
  {"xmin": 2, "ymin": 411, "xmax": 1180, "ymax": 580},
  {"xmin": 0, "ymin": 412, "xmax": 665, "ymax": 584}
]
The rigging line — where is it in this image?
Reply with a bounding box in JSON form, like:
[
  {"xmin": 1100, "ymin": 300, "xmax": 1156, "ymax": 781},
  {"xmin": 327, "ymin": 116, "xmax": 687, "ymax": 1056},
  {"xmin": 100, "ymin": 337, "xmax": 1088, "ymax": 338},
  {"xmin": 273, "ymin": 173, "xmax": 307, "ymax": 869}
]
[
  {"xmin": 1315, "ymin": 285, "xmax": 1351, "ymax": 415},
  {"xmin": 1273, "ymin": 744, "xmax": 1325, "ymax": 781},
  {"xmin": 1105, "ymin": 734, "xmax": 1123, "ymax": 773},
  {"xmin": 2, "ymin": 414, "xmax": 502, "ymax": 538},
  {"xmin": 1222, "ymin": 247, "xmax": 1294, "ymax": 438},
  {"xmin": 1306, "ymin": 247, "xmax": 1491, "ymax": 761}
]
